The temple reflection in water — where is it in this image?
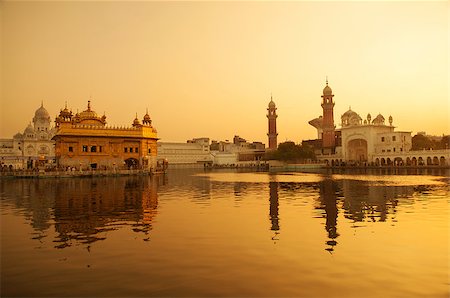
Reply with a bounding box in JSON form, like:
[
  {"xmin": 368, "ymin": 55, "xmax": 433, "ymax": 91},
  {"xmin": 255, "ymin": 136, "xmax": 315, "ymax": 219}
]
[
  {"xmin": 1, "ymin": 176, "xmax": 162, "ymax": 249},
  {"xmin": 266, "ymin": 177, "xmax": 414, "ymax": 252},
  {"xmin": 317, "ymin": 178, "xmax": 414, "ymax": 252},
  {"xmin": 2, "ymin": 172, "xmax": 417, "ymax": 252}
]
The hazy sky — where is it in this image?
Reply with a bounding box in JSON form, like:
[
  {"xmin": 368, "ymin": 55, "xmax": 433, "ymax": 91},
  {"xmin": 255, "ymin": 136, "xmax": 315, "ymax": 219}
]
[{"xmin": 1, "ymin": 1, "xmax": 448, "ymax": 143}]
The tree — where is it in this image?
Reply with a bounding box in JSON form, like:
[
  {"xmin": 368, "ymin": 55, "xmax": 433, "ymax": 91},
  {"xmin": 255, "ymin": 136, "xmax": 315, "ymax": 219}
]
[
  {"xmin": 268, "ymin": 141, "xmax": 316, "ymax": 162},
  {"xmin": 439, "ymin": 135, "xmax": 450, "ymax": 149},
  {"xmin": 411, "ymin": 134, "xmax": 434, "ymax": 150}
]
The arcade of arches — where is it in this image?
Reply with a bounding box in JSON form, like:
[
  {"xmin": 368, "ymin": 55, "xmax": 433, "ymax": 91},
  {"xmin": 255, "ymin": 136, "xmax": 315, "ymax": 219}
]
[{"xmin": 326, "ymin": 154, "xmax": 447, "ymax": 167}]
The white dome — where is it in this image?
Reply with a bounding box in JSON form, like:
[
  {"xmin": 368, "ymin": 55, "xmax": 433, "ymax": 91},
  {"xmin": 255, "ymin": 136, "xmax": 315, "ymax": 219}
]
[
  {"xmin": 34, "ymin": 103, "xmax": 50, "ymax": 120},
  {"xmin": 24, "ymin": 123, "xmax": 34, "ymax": 134}
]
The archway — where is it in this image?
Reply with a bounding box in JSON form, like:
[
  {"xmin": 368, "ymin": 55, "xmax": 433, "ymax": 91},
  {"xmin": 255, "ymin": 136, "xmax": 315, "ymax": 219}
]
[
  {"xmin": 406, "ymin": 157, "xmax": 411, "ymax": 166},
  {"xmin": 394, "ymin": 157, "xmax": 403, "ymax": 166},
  {"xmin": 124, "ymin": 158, "xmax": 139, "ymax": 169},
  {"xmin": 347, "ymin": 139, "xmax": 368, "ymax": 162},
  {"xmin": 381, "ymin": 158, "xmax": 386, "ymax": 166},
  {"xmin": 426, "ymin": 157, "xmax": 432, "ymax": 165},
  {"xmin": 440, "ymin": 156, "xmax": 446, "ymax": 166},
  {"xmin": 387, "ymin": 158, "xmax": 392, "ymax": 166},
  {"xmin": 375, "ymin": 158, "xmax": 380, "ymax": 166},
  {"xmin": 412, "ymin": 157, "xmax": 417, "ymax": 166},
  {"xmin": 418, "ymin": 157, "xmax": 424, "ymax": 166},
  {"xmin": 433, "ymin": 156, "xmax": 439, "ymax": 165}
]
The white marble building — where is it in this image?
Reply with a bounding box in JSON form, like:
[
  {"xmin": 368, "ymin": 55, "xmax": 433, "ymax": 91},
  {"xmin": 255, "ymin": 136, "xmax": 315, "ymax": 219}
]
[
  {"xmin": 157, "ymin": 138, "xmax": 213, "ymax": 168},
  {"xmin": 337, "ymin": 110, "xmax": 412, "ymax": 163},
  {"xmin": 0, "ymin": 103, "xmax": 56, "ymax": 169}
]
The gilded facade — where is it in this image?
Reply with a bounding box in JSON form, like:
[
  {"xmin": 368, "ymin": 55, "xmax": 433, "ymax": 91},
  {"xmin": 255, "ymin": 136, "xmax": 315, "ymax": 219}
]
[{"xmin": 53, "ymin": 101, "xmax": 158, "ymax": 170}]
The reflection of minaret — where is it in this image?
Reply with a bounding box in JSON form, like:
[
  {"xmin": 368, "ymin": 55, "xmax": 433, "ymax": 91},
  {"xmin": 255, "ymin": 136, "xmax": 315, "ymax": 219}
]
[
  {"xmin": 267, "ymin": 95, "xmax": 278, "ymax": 150},
  {"xmin": 269, "ymin": 182, "xmax": 280, "ymax": 234},
  {"xmin": 320, "ymin": 179, "xmax": 339, "ymax": 252}
]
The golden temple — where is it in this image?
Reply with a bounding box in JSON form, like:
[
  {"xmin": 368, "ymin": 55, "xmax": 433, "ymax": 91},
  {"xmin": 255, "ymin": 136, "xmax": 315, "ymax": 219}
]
[{"xmin": 53, "ymin": 101, "xmax": 158, "ymax": 170}]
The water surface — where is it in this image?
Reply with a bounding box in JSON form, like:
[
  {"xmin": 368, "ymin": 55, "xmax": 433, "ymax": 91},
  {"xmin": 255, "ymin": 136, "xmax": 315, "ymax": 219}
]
[{"xmin": 1, "ymin": 169, "xmax": 448, "ymax": 297}]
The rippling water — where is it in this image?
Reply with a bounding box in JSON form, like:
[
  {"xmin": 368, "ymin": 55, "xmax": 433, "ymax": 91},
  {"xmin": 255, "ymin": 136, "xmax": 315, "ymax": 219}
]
[{"xmin": 1, "ymin": 169, "xmax": 449, "ymax": 297}]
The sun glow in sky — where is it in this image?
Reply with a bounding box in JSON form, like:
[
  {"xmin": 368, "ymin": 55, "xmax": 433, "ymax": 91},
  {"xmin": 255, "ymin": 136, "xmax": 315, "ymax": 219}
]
[{"xmin": 1, "ymin": 1, "xmax": 448, "ymax": 143}]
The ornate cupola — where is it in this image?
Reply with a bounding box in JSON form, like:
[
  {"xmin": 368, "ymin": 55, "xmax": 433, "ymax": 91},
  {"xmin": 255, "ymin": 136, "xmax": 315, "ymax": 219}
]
[
  {"xmin": 142, "ymin": 108, "xmax": 152, "ymax": 126},
  {"xmin": 55, "ymin": 102, "xmax": 73, "ymax": 128},
  {"xmin": 132, "ymin": 113, "xmax": 142, "ymax": 127},
  {"xmin": 321, "ymin": 78, "xmax": 335, "ymax": 149}
]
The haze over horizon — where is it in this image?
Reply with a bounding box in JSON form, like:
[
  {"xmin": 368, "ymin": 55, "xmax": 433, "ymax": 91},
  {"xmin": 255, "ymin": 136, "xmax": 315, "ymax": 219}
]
[{"xmin": 1, "ymin": 1, "xmax": 448, "ymax": 143}]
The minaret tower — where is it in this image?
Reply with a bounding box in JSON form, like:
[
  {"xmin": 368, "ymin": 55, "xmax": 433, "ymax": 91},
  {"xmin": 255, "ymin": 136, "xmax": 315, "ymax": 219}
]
[
  {"xmin": 321, "ymin": 78, "xmax": 335, "ymax": 150},
  {"xmin": 267, "ymin": 95, "xmax": 278, "ymax": 150}
]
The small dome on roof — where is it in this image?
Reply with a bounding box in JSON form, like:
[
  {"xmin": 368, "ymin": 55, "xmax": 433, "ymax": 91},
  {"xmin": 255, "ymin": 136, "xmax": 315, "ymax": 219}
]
[
  {"xmin": 79, "ymin": 101, "xmax": 98, "ymax": 119},
  {"xmin": 143, "ymin": 108, "xmax": 151, "ymax": 122},
  {"xmin": 24, "ymin": 123, "xmax": 34, "ymax": 134},
  {"xmin": 341, "ymin": 107, "xmax": 362, "ymax": 127},
  {"xmin": 342, "ymin": 108, "xmax": 358, "ymax": 118},
  {"xmin": 34, "ymin": 102, "xmax": 50, "ymax": 120},
  {"xmin": 372, "ymin": 113, "xmax": 385, "ymax": 125}
]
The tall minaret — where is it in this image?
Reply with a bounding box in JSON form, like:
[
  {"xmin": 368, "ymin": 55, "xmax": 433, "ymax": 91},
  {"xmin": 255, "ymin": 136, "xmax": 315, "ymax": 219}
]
[
  {"xmin": 267, "ymin": 95, "xmax": 278, "ymax": 150},
  {"xmin": 321, "ymin": 78, "xmax": 335, "ymax": 149}
]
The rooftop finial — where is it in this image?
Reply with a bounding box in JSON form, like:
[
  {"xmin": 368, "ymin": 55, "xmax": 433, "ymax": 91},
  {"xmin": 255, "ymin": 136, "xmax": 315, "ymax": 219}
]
[
  {"xmin": 135, "ymin": 112, "xmax": 138, "ymax": 119},
  {"xmin": 87, "ymin": 100, "xmax": 91, "ymax": 111},
  {"xmin": 146, "ymin": 108, "xmax": 149, "ymax": 114},
  {"xmin": 41, "ymin": 100, "xmax": 44, "ymax": 107},
  {"xmin": 65, "ymin": 101, "xmax": 67, "ymax": 109},
  {"xmin": 326, "ymin": 76, "xmax": 328, "ymax": 86}
]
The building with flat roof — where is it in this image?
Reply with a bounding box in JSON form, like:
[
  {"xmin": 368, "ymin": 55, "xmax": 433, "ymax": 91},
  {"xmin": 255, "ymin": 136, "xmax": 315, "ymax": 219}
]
[{"xmin": 53, "ymin": 101, "xmax": 158, "ymax": 170}]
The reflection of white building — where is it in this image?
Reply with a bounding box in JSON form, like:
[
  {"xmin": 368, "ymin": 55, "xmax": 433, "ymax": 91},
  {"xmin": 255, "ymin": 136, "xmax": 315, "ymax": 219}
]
[
  {"xmin": 308, "ymin": 82, "xmax": 449, "ymax": 166},
  {"xmin": 0, "ymin": 103, "xmax": 56, "ymax": 169}
]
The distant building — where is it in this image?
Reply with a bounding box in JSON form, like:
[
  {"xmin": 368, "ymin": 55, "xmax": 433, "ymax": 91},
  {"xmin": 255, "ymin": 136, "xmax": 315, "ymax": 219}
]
[
  {"xmin": 157, "ymin": 138, "xmax": 212, "ymax": 168},
  {"xmin": 53, "ymin": 101, "xmax": 158, "ymax": 170},
  {"xmin": 267, "ymin": 96, "xmax": 278, "ymax": 150},
  {"xmin": 0, "ymin": 102, "xmax": 56, "ymax": 170},
  {"xmin": 308, "ymin": 81, "xmax": 449, "ymax": 166},
  {"xmin": 210, "ymin": 136, "xmax": 266, "ymax": 166}
]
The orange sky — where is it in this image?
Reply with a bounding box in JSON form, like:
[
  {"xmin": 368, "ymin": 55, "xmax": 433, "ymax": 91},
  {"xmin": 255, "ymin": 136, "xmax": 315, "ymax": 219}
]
[{"xmin": 1, "ymin": 1, "xmax": 448, "ymax": 143}]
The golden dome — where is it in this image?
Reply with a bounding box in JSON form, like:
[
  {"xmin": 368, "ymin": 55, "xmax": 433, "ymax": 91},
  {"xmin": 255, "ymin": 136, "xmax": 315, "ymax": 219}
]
[
  {"xmin": 143, "ymin": 108, "xmax": 151, "ymax": 120},
  {"xmin": 132, "ymin": 113, "xmax": 141, "ymax": 127},
  {"xmin": 72, "ymin": 100, "xmax": 106, "ymax": 126},
  {"xmin": 79, "ymin": 101, "xmax": 98, "ymax": 119}
]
